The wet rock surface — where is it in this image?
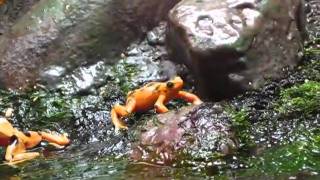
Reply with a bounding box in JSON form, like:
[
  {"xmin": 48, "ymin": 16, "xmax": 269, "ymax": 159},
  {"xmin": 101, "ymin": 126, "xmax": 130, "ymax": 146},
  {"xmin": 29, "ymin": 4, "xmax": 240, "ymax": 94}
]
[
  {"xmin": 0, "ymin": 0, "xmax": 318, "ymax": 179},
  {"xmin": 0, "ymin": 0, "xmax": 39, "ymax": 34},
  {"xmin": 305, "ymin": 0, "xmax": 320, "ymax": 42},
  {"xmin": 51, "ymin": 24, "xmax": 178, "ymax": 145},
  {"xmin": 52, "ymin": 23, "xmax": 175, "ymax": 96},
  {"xmin": 131, "ymin": 103, "xmax": 237, "ymax": 165},
  {"xmin": 166, "ymin": 0, "xmax": 306, "ymax": 100},
  {"xmin": 0, "ymin": 0, "xmax": 180, "ymax": 90},
  {"xmin": 0, "ymin": 24, "xmax": 175, "ymax": 154},
  {"xmin": 230, "ymin": 59, "xmax": 320, "ymax": 149}
]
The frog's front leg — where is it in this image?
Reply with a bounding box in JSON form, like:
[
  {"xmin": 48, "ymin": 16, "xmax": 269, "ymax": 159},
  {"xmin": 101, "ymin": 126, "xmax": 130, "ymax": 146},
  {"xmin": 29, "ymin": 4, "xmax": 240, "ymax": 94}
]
[
  {"xmin": 5, "ymin": 136, "xmax": 40, "ymax": 164},
  {"xmin": 111, "ymin": 99, "xmax": 136, "ymax": 130},
  {"xmin": 154, "ymin": 94, "xmax": 169, "ymax": 113},
  {"xmin": 176, "ymin": 91, "xmax": 203, "ymax": 105}
]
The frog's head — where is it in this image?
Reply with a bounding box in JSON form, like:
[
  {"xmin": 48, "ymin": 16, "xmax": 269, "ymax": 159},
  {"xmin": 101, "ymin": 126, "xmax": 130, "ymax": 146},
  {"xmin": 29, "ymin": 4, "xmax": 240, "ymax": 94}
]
[
  {"xmin": 0, "ymin": 117, "xmax": 14, "ymax": 138},
  {"xmin": 166, "ymin": 76, "xmax": 183, "ymax": 92}
]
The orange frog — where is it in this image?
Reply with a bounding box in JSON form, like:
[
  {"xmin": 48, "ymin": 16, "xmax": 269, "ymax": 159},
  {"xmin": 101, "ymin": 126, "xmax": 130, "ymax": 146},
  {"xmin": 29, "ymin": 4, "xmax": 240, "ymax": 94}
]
[
  {"xmin": 111, "ymin": 76, "xmax": 203, "ymax": 130},
  {"xmin": 0, "ymin": 116, "xmax": 70, "ymax": 164}
]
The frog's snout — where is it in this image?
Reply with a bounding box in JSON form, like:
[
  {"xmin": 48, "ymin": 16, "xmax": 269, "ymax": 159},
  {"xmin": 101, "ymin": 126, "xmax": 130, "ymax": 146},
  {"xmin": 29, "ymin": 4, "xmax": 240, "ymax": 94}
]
[{"xmin": 172, "ymin": 76, "xmax": 183, "ymax": 89}]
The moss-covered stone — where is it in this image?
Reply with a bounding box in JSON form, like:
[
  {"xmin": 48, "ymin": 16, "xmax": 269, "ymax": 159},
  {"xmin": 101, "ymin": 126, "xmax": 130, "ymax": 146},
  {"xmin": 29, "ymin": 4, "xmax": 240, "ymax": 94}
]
[
  {"xmin": 276, "ymin": 81, "xmax": 320, "ymax": 116},
  {"xmin": 304, "ymin": 38, "xmax": 320, "ymax": 56},
  {"xmin": 0, "ymin": 88, "xmax": 72, "ymax": 131},
  {"xmin": 226, "ymin": 106, "xmax": 255, "ymax": 152},
  {"xmin": 242, "ymin": 129, "xmax": 320, "ymax": 177},
  {"xmin": 111, "ymin": 59, "xmax": 141, "ymax": 94}
]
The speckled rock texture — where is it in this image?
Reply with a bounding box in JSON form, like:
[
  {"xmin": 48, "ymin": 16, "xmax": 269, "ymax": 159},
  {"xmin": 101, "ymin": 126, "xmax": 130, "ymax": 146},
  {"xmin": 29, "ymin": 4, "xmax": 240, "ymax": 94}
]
[
  {"xmin": 166, "ymin": 0, "xmax": 306, "ymax": 100},
  {"xmin": 131, "ymin": 103, "xmax": 238, "ymax": 165}
]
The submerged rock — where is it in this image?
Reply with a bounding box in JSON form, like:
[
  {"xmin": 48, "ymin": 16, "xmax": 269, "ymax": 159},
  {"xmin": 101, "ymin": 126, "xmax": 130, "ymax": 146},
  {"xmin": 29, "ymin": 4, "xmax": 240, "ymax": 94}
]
[
  {"xmin": 131, "ymin": 103, "xmax": 238, "ymax": 165},
  {"xmin": 0, "ymin": 0, "xmax": 180, "ymax": 90},
  {"xmin": 166, "ymin": 0, "xmax": 306, "ymax": 100}
]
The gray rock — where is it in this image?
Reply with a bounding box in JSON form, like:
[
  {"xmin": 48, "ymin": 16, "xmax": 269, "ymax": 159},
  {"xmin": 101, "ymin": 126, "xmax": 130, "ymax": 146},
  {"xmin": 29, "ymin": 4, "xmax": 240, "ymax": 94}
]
[
  {"xmin": 40, "ymin": 65, "xmax": 66, "ymax": 86},
  {"xmin": 0, "ymin": 0, "xmax": 180, "ymax": 90},
  {"xmin": 53, "ymin": 23, "xmax": 175, "ymax": 96},
  {"xmin": 146, "ymin": 22, "xmax": 167, "ymax": 45},
  {"xmin": 166, "ymin": 0, "xmax": 306, "ymax": 100}
]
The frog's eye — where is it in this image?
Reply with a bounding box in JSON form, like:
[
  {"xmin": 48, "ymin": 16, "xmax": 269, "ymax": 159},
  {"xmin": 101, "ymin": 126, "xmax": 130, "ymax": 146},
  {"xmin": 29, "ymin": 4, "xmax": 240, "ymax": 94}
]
[{"xmin": 166, "ymin": 82, "xmax": 174, "ymax": 88}]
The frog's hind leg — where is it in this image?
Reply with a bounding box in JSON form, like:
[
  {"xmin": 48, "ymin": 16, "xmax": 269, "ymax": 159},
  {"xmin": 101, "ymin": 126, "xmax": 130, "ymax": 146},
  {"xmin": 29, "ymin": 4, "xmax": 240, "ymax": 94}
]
[
  {"xmin": 111, "ymin": 108, "xmax": 128, "ymax": 130},
  {"xmin": 6, "ymin": 152, "xmax": 40, "ymax": 165},
  {"xmin": 39, "ymin": 131, "xmax": 70, "ymax": 149},
  {"xmin": 111, "ymin": 100, "xmax": 136, "ymax": 130},
  {"xmin": 5, "ymin": 136, "xmax": 40, "ymax": 164},
  {"xmin": 176, "ymin": 91, "xmax": 203, "ymax": 105}
]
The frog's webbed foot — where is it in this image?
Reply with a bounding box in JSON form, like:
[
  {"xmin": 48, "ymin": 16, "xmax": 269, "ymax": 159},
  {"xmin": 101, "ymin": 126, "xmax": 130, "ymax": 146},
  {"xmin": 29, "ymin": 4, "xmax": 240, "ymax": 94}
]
[
  {"xmin": 155, "ymin": 94, "xmax": 169, "ymax": 113},
  {"xmin": 111, "ymin": 107, "xmax": 129, "ymax": 130},
  {"xmin": 111, "ymin": 100, "xmax": 136, "ymax": 130},
  {"xmin": 176, "ymin": 91, "xmax": 203, "ymax": 105},
  {"xmin": 5, "ymin": 136, "xmax": 40, "ymax": 164}
]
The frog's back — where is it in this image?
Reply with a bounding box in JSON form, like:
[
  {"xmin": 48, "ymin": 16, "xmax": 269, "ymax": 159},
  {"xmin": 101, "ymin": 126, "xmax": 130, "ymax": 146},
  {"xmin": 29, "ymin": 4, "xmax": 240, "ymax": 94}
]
[{"xmin": 131, "ymin": 83, "xmax": 163, "ymax": 112}]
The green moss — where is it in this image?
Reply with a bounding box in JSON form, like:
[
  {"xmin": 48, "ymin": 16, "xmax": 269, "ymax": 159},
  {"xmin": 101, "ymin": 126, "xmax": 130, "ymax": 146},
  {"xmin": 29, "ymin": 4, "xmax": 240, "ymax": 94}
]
[
  {"xmin": 304, "ymin": 48, "xmax": 320, "ymax": 56},
  {"xmin": 276, "ymin": 81, "xmax": 320, "ymax": 116},
  {"xmin": 0, "ymin": 88, "xmax": 72, "ymax": 130},
  {"xmin": 112, "ymin": 59, "xmax": 140, "ymax": 94},
  {"xmin": 226, "ymin": 107, "xmax": 255, "ymax": 150},
  {"xmin": 304, "ymin": 38, "xmax": 320, "ymax": 56},
  {"xmin": 300, "ymin": 60, "xmax": 320, "ymax": 82},
  {"xmin": 245, "ymin": 131, "xmax": 320, "ymax": 176},
  {"xmin": 0, "ymin": 90, "xmax": 19, "ymax": 113},
  {"xmin": 28, "ymin": 90, "xmax": 72, "ymax": 125}
]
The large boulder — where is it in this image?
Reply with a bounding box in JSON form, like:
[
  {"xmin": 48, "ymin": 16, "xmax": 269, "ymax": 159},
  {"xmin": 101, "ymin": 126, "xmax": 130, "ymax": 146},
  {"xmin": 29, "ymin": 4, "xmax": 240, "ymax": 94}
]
[
  {"xmin": 166, "ymin": 0, "xmax": 306, "ymax": 100},
  {"xmin": 0, "ymin": 0, "xmax": 179, "ymax": 90}
]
